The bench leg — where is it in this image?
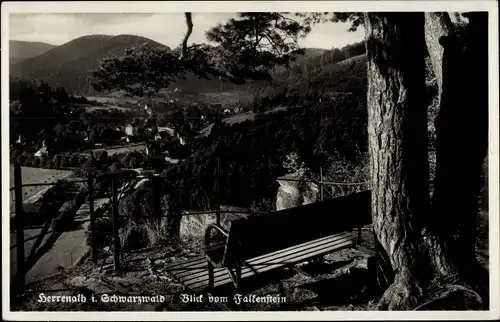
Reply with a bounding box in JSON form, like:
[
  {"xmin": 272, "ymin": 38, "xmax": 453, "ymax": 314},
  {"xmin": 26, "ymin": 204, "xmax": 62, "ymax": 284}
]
[
  {"xmin": 316, "ymin": 256, "xmax": 324, "ymax": 265},
  {"xmin": 207, "ymin": 260, "xmax": 214, "ymax": 290},
  {"xmin": 234, "ymin": 265, "xmax": 241, "ymax": 291},
  {"xmin": 234, "ymin": 265, "xmax": 245, "ymax": 311},
  {"xmin": 310, "ymin": 256, "xmax": 323, "ymax": 267}
]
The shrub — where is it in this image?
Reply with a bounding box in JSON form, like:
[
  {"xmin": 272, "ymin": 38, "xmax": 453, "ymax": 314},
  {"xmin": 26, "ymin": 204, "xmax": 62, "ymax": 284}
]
[
  {"xmin": 32, "ymin": 157, "xmax": 41, "ymax": 167},
  {"xmin": 11, "ymin": 150, "xmax": 21, "ymax": 159},
  {"xmin": 16, "ymin": 155, "xmax": 26, "ymax": 165},
  {"xmin": 39, "ymin": 155, "xmax": 47, "ymax": 167},
  {"xmin": 144, "ymin": 220, "xmax": 171, "ymax": 246},
  {"xmin": 97, "ymin": 150, "xmax": 108, "ymax": 166},
  {"xmin": 250, "ymin": 197, "xmax": 276, "ymax": 214},
  {"xmin": 53, "ymin": 154, "xmax": 63, "ymax": 167},
  {"xmin": 78, "ymin": 156, "xmax": 88, "ymax": 166},
  {"xmin": 110, "ymin": 162, "xmax": 123, "ymax": 171},
  {"xmin": 70, "ymin": 154, "xmax": 80, "ymax": 167},
  {"xmin": 119, "ymin": 221, "xmax": 150, "ymax": 252},
  {"xmin": 86, "ymin": 217, "xmax": 113, "ymax": 250},
  {"xmin": 60, "ymin": 155, "xmax": 70, "ymax": 168},
  {"xmin": 129, "ymin": 157, "xmax": 138, "ymax": 169}
]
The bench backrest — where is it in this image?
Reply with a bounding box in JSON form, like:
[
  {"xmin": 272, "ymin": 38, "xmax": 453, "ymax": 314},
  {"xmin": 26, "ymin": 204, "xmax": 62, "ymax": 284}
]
[{"xmin": 222, "ymin": 190, "xmax": 371, "ymax": 267}]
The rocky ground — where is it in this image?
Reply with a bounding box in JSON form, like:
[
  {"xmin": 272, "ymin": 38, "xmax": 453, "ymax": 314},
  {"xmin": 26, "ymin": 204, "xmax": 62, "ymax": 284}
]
[
  {"xmin": 15, "ymin": 219, "xmax": 489, "ymax": 312},
  {"xmin": 17, "ymin": 229, "xmax": 385, "ymax": 311}
]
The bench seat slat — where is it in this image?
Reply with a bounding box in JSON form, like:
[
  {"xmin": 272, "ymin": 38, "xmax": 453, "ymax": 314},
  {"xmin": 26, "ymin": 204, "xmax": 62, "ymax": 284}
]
[
  {"xmin": 189, "ymin": 238, "xmax": 355, "ymax": 292},
  {"xmin": 179, "ymin": 232, "xmax": 354, "ymax": 279},
  {"xmin": 183, "ymin": 232, "xmax": 356, "ymax": 292},
  {"xmin": 182, "ymin": 231, "xmax": 353, "ymax": 281}
]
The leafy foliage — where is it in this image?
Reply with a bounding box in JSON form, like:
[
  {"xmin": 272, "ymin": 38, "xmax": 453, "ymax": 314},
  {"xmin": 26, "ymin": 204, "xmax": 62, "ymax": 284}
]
[
  {"xmin": 92, "ymin": 13, "xmax": 311, "ymax": 97},
  {"xmin": 92, "ymin": 45, "xmax": 185, "ymax": 97},
  {"xmin": 205, "ymin": 13, "xmax": 310, "ymax": 82},
  {"xmin": 297, "ymin": 12, "xmax": 364, "ymax": 32}
]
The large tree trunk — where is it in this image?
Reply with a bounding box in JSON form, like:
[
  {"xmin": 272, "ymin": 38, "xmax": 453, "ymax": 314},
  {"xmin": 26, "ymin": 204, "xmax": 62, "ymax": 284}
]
[
  {"xmin": 425, "ymin": 12, "xmax": 489, "ymax": 282},
  {"xmin": 363, "ymin": 12, "xmax": 489, "ymax": 310},
  {"xmin": 364, "ymin": 13, "xmax": 431, "ymax": 310}
]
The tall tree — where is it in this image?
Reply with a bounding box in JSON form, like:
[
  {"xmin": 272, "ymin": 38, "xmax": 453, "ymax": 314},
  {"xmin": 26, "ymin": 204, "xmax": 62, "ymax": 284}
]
[
  {"xmin": 425, "ymin": 11, "xmax": 489, "ymax": 287},
  {"xmin": 364, "ymin": 13, "xmax": 431, "ymax": 309},
  {"xmin": 302, "ymin": 11, "xmax": 488, "ymax": 309}
]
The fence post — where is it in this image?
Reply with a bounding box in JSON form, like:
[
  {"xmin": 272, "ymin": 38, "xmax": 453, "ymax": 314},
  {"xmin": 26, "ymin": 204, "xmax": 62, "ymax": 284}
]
[
  {"xmin": 216, "ymin": 157, "xmax": 221, "ymax": 226},
  {"xmin": 88, "ymin": 174, "xmax": 97, "ymax": 264},
  {"xmin": 13, "ymin": 162, "xmax": 25, "ymax": 295},
  {"xmin": 319, "ymin": 167, "xmax": 324, "ymax": 202},
  {"xmin": 111, "ymin": 178, "xmax": 120, "ymax": 271},
  {"xmin": 154, "ymin": 176, "xmax": 162, "ymax": 227}
]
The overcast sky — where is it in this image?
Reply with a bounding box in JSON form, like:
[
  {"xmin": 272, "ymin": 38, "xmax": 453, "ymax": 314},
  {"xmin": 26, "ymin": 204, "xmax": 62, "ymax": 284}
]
[{"xmin": 9, "ymin": 13, "xmax": 365, "ymax": 49}]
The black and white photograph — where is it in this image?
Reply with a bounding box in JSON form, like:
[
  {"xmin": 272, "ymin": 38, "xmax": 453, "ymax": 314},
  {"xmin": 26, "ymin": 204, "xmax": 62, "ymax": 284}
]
[{"xmin": 2, "ymin": 1, "xmax": 498, "ymax": 320}]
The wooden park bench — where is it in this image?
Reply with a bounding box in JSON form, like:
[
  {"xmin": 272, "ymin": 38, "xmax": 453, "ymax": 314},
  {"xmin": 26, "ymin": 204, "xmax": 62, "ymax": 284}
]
[{"xmin": 167, "ymin": 190, "xmax": 371, "ymax": 294}]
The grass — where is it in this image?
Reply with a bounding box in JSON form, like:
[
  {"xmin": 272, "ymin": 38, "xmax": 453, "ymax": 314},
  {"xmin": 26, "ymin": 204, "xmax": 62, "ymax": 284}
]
[
  {"xmin": 119, "ymin": 219, "xmax": 172, "ymax": 252},
  {"xmin": 85, "ymin": 143, "xmax": 146, "ymax": 156},
  {"xmin": 223, "ymin": 105, "xmax": 289, "ymax": 125},
  {"xmin": 9, "ymin": 166, "xmax": 74, "ymax": 209}
]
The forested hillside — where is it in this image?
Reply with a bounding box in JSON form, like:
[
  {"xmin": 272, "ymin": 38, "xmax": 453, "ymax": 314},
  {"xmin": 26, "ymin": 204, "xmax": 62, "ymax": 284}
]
[
  {"xmin": 10, "ymin": 35, "xmax": 169, "ymax": 96},
  {"xmin": 160, "ymin": 42, "xmax": 369, "ymax": 211}
]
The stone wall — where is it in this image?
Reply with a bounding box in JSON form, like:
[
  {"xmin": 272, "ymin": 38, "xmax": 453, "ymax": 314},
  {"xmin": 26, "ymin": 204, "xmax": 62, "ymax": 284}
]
[{"xmin": 276, "ymin": 171, "xmax": 319, "ymax": 211}]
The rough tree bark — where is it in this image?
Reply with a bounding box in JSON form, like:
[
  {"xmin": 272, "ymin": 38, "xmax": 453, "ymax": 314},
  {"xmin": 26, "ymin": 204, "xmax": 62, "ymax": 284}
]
[
  {"xmin": 424, "ymin": 13, "xmax": 454, "ymax": 95},
  {"xmin": 424, "ymin": 12, "xmax": 489, "ymax": 295},
  {"xmin": 364, "ymin": 13, "xmax": 431, "ymax": 310},
  {"xmin": 365, "ymin": 12, "xmax": 489, "ymax": 310},
  {"xmin": 164, "ymin": 195, "xmax": 182, "ymax": 242}
]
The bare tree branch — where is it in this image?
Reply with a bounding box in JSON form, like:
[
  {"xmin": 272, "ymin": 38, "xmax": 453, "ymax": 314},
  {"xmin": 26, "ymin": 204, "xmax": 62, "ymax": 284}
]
[{"xmin": 180, "ymin": 12, "xmax": 194, "ymax": 60}]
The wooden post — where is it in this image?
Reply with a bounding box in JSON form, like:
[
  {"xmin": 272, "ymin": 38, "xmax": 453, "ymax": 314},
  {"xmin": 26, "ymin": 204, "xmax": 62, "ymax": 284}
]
[
  {"xmin": 88, "ymin": 174, "xmax": 97, "ymax": 264},
  {"xmin": 216, "ymin": 157, "xmax": 221, "ymax": 226},
  {"xmin": 207, "ymin": 260, "xmax": 214, "ymax": 289},
  {"xmin": 111, "ymin": 178, "xmax": 120, "ymax": 271},
  {"xmin": 319, "ymin": 167, "xmax": 324, "ymax": 201},
  {"xmin": 13, "ymin": 162, "xmax": 25, "ymax": 292},
  {"xmin": 155, "ymin": 177, "xmax": 162, "ymax": 226}
]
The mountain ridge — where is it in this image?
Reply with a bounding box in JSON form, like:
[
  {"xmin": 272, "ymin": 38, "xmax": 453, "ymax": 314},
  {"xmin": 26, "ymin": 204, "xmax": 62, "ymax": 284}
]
[
  {"xmin": 10, "ymin": 33, "xmax": 362, "ymax": 98},
  {"xmin": 9, "ymin": 40, "xmax": 56, "ymax": 64},
  {"xmin": 10, "ymin": 34, "xmax": 170, "ymax": 95}
]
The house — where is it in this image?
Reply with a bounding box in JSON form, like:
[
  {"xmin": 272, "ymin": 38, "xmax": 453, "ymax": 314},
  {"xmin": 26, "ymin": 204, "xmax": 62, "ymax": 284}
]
[
  {"xmin": 125, "ymin": 124, "xmax": 137, "ymax": 136},
  {"xmin": 224, "ymin": 108, "xmax": 231, "ymax": 115},
  {"xmin": 176, "ymin": 132, "xmax": 187, "ymax": 145},
  {"xmin": 35, "ymin": 146, "xmax": 48, "ymax": 158},
  {"xmin": 154, "ymin": 131, "xmax": 169, "ymax": 141},
  {"xmin": 195, "ymin": 123, "xmax": 215, "ymax": 139},
  {"xmin": 125, "ymin": 135, "xmax": 139, "ymax": 143},
  {"xmin": 157, "ymin": 126, "xmax": 176, "ymax": 136}
]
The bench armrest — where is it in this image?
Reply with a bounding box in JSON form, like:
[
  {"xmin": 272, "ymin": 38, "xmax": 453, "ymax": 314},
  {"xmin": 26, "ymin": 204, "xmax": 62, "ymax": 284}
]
[{"xmin": 204, "ymin": 223, "xmax": 229, "ymax": 247}]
